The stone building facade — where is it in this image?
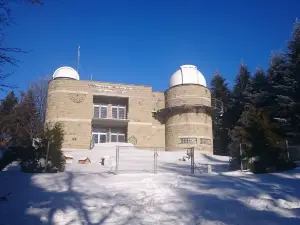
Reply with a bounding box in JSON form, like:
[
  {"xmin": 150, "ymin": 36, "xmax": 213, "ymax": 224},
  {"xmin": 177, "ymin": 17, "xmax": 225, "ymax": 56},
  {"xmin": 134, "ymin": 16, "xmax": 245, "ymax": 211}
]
[{"xmin": 45, "ymin": 65, "xmax": 214, "ymax": 153}]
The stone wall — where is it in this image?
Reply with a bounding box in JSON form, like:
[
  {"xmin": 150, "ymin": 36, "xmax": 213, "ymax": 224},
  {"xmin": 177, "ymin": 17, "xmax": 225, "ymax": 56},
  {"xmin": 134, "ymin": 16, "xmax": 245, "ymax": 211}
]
[
  {"xmin": 46, "ymin": 79, "xmax": 213, "ymax": 152},
  {"xmin": 165, "ymin": 84, "xmax": 211, "ymax": 108},
  {"xmin": 165, "ymin": 111, "xmax": 213, "ymax": 152},
  {"xmin": 46, "ymin": 79, "xmax": 161, "ymax": 150},
  {"xmin": 164, "ymin": 84, "xmax": 213, "ymax": 153}
]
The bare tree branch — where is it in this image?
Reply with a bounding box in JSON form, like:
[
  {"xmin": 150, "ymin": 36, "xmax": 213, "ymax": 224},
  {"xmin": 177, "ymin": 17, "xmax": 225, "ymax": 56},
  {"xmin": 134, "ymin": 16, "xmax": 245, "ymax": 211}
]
[
  {"xmin": 0, "ymin": 0, "xmax": 42, "ymax": 91},
  {"xmin": 30, "ymin": 75, "xmax": 50, "ymax": 123}
]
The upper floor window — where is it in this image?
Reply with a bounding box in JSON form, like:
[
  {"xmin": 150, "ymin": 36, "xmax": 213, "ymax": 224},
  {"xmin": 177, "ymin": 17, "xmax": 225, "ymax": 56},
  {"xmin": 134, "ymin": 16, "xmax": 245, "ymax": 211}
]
[
  {"xmin": 94, "ymin": 104, "xmax": 108, "ymax": 118},
  {"xmin": 112, "ymin": 105, "xmax": 126, "ymax": 119}
]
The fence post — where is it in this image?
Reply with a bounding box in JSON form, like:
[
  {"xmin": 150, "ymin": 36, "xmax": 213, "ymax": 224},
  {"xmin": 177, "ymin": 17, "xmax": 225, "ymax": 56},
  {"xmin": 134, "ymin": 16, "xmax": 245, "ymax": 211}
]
[
  {"xmin": 115, "ymin": 146, "xmax": 119, "ymax": 174},
  {"xmin": 154, "ymin": 148, "xmax": 158, "ymax": 174},
  {"xmin": 191, "ymin": 147, "xmax": 195, "ymax": 174},
  {"xmin": 240, "ymin": 143, "xmax": 243, "ymax": 171},
  {"xmin": 154, "ymin": 148, "xmax": 156, "ymax": 174},
  {"xmin": 286, "ymin": 140, "xmax": 290, "ymax": 161}
]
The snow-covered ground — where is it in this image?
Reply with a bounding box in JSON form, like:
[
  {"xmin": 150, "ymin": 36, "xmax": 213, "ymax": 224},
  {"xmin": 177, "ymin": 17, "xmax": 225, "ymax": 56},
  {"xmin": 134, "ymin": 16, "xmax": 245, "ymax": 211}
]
[
  {"xmin": 1, "ymin": 148, "xmax": 300, "ymax": 225},
  {"xmin": 63, "ymin": 146, "xmax": 229, "ymax": 174}
]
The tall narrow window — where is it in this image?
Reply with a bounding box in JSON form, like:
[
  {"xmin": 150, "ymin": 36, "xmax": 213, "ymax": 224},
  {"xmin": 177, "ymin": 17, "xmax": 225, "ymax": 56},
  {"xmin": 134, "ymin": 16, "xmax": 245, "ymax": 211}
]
[
  {"xmin": 119, "ymin": 106, "xmax": 126, "ymax": 119},
  {"xmin": 100, "ymin": 105, "xmax": 108, "ymax": 118},
  {"xmin": 93, "ymin": 106, "xmax": 100, "ymax": 118},
  {"xmin": 92, "ymin": 133, "xmax": 99, "ymax": 144},
  {"xmin": 112, "ymin": 106, "xmax": 118, "ymax": 119}
]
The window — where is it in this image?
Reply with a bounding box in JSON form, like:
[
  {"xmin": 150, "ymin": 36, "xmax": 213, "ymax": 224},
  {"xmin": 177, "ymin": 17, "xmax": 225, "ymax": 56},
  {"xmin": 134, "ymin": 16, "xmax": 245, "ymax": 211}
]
[
  {"xmin": 112, "ymin": 106, "xmax": 118, "ymax": 119},
  {"xmin": 118, "ymin": 107, "xmax": 125, "ymax": 119},
  {"xmin": 180, "ymin": 137, "xmax": 197, "ymax": 144},
  {"xmin": 93, "ymin": 128, "xmax": 126, "ymax": 144},
  {"xmin": 111, "ymin": 105, "xmax": 126, "ymax": 119},
  {"xmin": 99, "ymin": 134, "xmax": 107, "ymax": 143},
  {"xmin": 200, "ymin": 138, "xmax": 211, "ymax": 145},
  {"xmin": 93, "ymin": 105, "xmax": 108, "ymax": 118},
  {"xmin": 92, "ymin": 133, "xmax": 98, "ymax": 144},
  {"xmin": 118, "ymin": 134, "xmax": 125, "ymax": 142},
  {"xmin": 100, "ymin": 105, "xmax": 108, "ymax": 118},
  {"xmin": 110, "ymin": 134, "xmax": 118, "ymax": 142},
  {"xmin": 94, "ymin": 106, "xmax": 100, "ymax": 118}
]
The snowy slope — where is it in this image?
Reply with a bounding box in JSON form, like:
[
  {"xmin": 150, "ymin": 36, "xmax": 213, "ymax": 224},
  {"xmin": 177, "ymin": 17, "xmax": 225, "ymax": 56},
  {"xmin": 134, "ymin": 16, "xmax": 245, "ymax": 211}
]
[
  {"xmin": 63, "ymin": 146, "xmax": 229, "ymax": 174},
  {"xmin": 1, "ymin": 149, "xmax": 300, "ymax": 225}
]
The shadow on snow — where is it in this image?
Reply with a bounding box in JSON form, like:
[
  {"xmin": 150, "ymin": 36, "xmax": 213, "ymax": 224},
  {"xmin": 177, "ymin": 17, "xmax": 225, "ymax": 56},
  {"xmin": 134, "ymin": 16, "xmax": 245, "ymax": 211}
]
[{"xmin": 0, "ymin": 163, "xmax": 300, "ymax": 224}]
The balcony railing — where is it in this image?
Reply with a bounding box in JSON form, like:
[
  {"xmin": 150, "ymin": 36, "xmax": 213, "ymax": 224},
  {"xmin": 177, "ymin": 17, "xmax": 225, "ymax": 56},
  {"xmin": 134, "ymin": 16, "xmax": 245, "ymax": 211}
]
[{"xmin": 93, "ymin": 105, "xmax": 127, "ymax": 120}]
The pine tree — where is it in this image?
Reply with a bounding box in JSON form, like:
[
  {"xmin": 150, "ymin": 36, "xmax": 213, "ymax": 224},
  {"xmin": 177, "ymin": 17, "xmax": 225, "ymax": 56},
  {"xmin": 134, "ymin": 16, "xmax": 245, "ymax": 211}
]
[
  {"xmin": 244, "ymin": 68, "xmax": 269, "ymax": 108},
  {"xmin": 210, "ymin": 71, "xmax": 230, "ymax": 155},
  {"xmin": 240, "ymin": 107, "xmax": 283, "ymax": 161},
  {"xmin": 227, "ymin": 63, "xmax": 251, "ymax": 157},
  {"xmin": 286, "ymin": 20, "xmax": 300, "ymax": 143},
  {"xmin": 267, "ymin": 53, "xmax": 292, "ymax": 141},
  {"xmin": 229, "ymin": 67, "xmax": 281, "ymax": 169},
  {"xmin": 0, "ymin": 91, "xmax": 18, "ymax": 144}
]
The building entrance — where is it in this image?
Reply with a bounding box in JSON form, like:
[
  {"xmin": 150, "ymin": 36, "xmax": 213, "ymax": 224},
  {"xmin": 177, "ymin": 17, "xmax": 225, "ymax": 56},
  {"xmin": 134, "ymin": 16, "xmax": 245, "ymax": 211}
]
[{"xmin": 92, "ymin": 127, "xmax": 126, "ymax": 144}]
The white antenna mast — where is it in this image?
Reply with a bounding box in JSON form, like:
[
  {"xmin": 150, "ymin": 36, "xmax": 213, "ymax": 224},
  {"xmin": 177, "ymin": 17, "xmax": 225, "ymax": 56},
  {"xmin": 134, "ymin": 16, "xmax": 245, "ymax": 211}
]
[{"xmin": 77, "ymin": 44, "xmax": 80, "ymax": 73}]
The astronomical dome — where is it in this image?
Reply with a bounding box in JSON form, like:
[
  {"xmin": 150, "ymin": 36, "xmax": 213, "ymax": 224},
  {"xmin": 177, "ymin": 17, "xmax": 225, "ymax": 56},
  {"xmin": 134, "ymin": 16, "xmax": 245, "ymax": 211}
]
[
  {"xmin": 169, "ymin": 65, "xmax": 206, "ymax": 87},
  {"xmin": 53, "ymin": 66, "xmax": 80, "ymax": 80}
]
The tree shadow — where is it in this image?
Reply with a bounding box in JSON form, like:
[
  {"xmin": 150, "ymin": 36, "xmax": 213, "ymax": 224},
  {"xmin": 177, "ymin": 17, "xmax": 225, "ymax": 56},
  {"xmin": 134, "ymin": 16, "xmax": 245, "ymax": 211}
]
[{"xmin": 1, "ymin": 163, "xmax": 300, "ymax": 224}]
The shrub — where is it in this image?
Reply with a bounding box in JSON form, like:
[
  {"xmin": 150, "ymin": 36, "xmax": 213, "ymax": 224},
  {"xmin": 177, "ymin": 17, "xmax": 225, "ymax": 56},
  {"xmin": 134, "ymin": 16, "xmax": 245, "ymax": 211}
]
[
  {"xmin": 0, "ymin": 150, "xmax": 16, "ymax": 171},
  {"xmin": 20, "ymin": 122, "xmax": 66, "ymax": 173},
  {"xmin": 41, "ymin": 122, "xmax": 66, "ymax": 172},
  {"xmin": 247, "ymin": 155, "xmax": 297, "ymax": 174}
]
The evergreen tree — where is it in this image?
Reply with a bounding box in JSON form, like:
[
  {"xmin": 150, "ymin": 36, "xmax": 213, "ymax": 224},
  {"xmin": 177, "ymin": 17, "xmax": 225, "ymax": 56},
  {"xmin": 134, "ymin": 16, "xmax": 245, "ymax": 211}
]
[
  {"xmin": 244, "ymin": 68, "xmax": 269, "ymax": 108},
  {"xmin": 267, "ymin": 53, "xmax": 292, "ymax": 141},
  {"xmin": 0, "ymin": 91, "xmax": 18, "ymax": 144},
  {"xmin": 210, "ymin": 71, "xmax": 230, "ymax": 155},
  {"xmin": 227, "ymin": 63, "xmax": 251, "ymax": 157},
  {"xmin": 42, "ymin": 122, "xmax": 65, "ymax": 171},
  {"xmin": 240, "ymin": 107, "xmax": 283, "ymax": 162},
  {"xmin": 229, "ymin": 67, "xmax": 281, "ymax": 169},
  {"xmin": 286, "ymin": 20, "xmax": 300, "ymax": 143}
]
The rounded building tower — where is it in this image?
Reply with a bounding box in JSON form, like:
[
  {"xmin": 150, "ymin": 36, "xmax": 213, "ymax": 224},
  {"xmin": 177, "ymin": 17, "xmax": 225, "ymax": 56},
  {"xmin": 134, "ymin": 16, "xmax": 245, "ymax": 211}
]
[{"xmin": 156, "ymin": 65, "xmax": 213, "ymax": 153}]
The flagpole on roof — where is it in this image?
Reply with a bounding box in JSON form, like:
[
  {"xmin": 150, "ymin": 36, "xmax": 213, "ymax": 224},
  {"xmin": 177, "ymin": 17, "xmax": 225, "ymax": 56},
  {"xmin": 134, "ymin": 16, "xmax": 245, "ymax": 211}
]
[{"xmin": 77, "ymin": 44, "xmax": 80, "ymax": 73}]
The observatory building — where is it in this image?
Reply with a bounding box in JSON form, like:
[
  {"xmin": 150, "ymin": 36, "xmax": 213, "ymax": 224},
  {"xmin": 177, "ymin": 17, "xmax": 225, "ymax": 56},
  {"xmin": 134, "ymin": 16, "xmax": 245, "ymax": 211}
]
[{"xmin": 45, "ymin": 65, "xmax": 214, "ymax": 153}]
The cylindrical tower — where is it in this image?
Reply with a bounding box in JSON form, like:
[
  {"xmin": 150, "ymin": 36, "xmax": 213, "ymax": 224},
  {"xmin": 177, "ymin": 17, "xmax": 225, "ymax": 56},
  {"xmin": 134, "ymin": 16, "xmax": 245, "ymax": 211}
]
[
  {"xmin": 163, "ymin": 65, "xmax": 213, "ymax": 153},
  {"xmin": 45, "ymin": 66, "xmax": 93, "ymax": 150}
]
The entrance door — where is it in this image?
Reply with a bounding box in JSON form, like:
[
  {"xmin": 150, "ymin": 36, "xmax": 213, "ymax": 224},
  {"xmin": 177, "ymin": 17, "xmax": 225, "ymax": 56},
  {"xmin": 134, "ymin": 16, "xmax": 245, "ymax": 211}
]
[
  {"xmin": 92, "ymin": 132, "xmax": 107, "ymax": 144},
  {"xmin": 99, "ymin": 133, "xmax": 107, "ymax": 143}
]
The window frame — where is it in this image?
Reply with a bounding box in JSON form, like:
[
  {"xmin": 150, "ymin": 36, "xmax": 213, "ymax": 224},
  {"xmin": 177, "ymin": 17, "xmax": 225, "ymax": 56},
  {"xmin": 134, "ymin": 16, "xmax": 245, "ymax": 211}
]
[
  {"xmin": 180, "ymin": 137, "xmax": 197, "ymax": 144},
  {"xmin": 93, "ymin": 104, "xmax": 108, "ymax": 119}
]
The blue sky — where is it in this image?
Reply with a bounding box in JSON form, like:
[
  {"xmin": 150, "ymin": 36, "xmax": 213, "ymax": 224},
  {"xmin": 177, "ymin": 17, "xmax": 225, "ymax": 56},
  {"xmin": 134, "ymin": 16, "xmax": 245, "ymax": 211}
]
[{"xmin": 2, "ymin": 0, "xmax": 300, "ymax": 97}]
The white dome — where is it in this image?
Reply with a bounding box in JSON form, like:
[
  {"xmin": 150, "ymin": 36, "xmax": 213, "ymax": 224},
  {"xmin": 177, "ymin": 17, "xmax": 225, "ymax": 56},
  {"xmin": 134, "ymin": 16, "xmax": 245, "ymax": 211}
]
[
  {"xmin": 170, "ymin": 65, "xmax": 206, "ymax": 87},
  {"xmin": 53, "ymin": 66, "xmax": 80, "ymax": 80}
]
